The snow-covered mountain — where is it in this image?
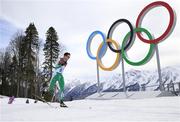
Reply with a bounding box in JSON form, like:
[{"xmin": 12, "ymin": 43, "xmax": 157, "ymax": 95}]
[{"xmin": 64, "ymin": 66, "xmax": 180, "ymax": 101}]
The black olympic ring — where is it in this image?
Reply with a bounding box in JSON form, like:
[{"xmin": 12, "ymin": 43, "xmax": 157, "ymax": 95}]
[{"xmin": 107, "ymin": 19, "xmax": 134, "ymax": 53}]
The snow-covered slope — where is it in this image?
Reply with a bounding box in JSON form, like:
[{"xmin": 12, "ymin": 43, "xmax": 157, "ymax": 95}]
[
  {"xmin": 64, "ymin": 66, "xmax": 180, "ymax": 100},
  {"xmin": 1, "ymin": 96, "xmax": 180, "ymax": 122}
]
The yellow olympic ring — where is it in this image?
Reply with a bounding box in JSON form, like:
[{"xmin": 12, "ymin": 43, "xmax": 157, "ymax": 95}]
[{"xmin": 96, "ymin": 39, "xmax": 120, "ymax": 71}]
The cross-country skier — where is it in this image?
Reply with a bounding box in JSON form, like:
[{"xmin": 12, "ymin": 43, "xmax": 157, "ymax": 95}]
[{"xmin": 49, "ymin": 52, "xmax": 70, "ymax": 107}]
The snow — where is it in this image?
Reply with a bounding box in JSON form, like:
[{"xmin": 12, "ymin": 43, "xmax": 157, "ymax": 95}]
[{"xmin": 1, "ymin": 96, "xmax": 180, "ymax": 122}]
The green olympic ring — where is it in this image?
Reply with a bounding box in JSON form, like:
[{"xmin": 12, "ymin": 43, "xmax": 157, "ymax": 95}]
[{"xmin": 121, "ymin": 27, "xmax": 155, "ymax": 66}]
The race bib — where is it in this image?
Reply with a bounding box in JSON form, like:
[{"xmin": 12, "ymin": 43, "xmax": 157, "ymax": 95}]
[{"xmin": 54, "ymin": 65, "xmax": 65, "ymax": 74}]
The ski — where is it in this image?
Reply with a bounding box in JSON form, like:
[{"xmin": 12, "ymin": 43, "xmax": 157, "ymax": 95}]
[{"xmin": 33, "ymin": 94, "xmax": 58, "ymax": 108}]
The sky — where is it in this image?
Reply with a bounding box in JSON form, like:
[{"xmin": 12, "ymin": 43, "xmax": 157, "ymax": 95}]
[{"xmin": 0, "ymin": 0, "xmax": 180, "ymax": 83}]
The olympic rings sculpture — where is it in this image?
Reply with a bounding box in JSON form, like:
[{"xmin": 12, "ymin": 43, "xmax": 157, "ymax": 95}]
[{"xmin": 86, "ymin": 1, "xmax": 175, "ymax": 71}]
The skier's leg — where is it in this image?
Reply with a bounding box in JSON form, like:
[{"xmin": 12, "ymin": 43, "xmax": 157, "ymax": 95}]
[
  {"xmin": 58, "ymin": 75, "xmax": 67, "ymax": 107},
  {"xmin": 49, "ymin": 74, "xmax": 58, "ymax": 94},
  {"xmin": 58, "ymin": 74, "xmax": 65, "ymax": 101},
  {"xmin": 59, "ymin": 90, "xmax": 64, "ymax": 102}
]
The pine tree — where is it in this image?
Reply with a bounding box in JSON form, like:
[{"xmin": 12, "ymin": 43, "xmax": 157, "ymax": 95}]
[
  {"xmin": 24, "ymin": 23, "xmax": 39, "ymax": 98},
  {"xmin": 43, "ymin": 27, "xmax": 59, "ymax": 82}
]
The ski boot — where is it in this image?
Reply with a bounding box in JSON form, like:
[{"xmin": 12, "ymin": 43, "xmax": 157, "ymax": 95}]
[{"xmin": 60, "ymin": 100, "xmax": 68, "ymax": 107}]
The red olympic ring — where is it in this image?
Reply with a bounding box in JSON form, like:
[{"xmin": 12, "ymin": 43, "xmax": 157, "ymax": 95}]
[{"xmin": 136, "ymin": 1, "xmax": 175, "ymax": 44}]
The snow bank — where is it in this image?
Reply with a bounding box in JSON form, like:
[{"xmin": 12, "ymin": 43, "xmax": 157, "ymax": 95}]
[{"xmin": 1, "ymin": 96, "xmax": 180, "ymax": 122}]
